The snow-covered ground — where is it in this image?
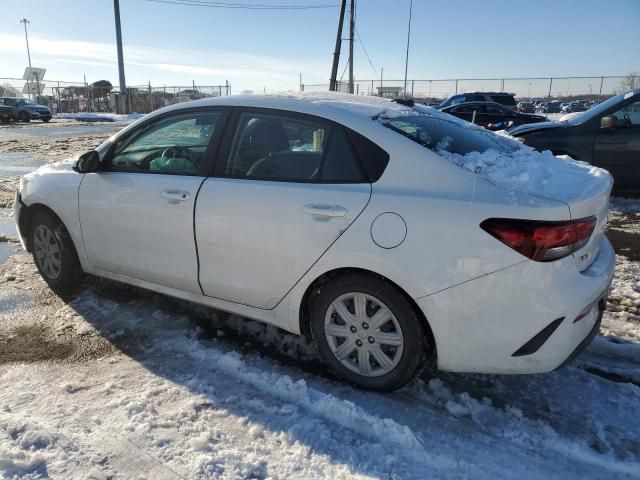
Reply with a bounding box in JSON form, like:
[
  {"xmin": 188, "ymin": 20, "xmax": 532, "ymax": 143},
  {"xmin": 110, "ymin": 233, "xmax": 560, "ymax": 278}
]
[
  {"xmin": 0, "ymin": 113, "xmax": 639, "ymax": 479},
  {"xmin": 54, "ymin": 112, "xmax": 144, "ymax": 123}
]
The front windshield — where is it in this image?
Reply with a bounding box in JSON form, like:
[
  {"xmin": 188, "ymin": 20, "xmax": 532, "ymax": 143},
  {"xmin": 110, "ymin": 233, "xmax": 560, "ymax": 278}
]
[
  {"xmin": 380, "ymin": 112, "xmax": 518, "ymax": 156},
  {"xmin": 567, "ymin": 90, "xmax": 638, "ymax": 125},
  {"xmin": 21, "ymin": 99, "xmax": 37, "ymax": 105}
]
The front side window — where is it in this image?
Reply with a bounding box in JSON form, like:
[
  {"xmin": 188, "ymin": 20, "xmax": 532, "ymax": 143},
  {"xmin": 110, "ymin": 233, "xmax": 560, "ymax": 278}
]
[
  {"xmin": 486, "ymin": 105, "xmax": 510, "ymax": 115},
  {"xmin": 611, "ymin": 101, "xmax": 640, "ymax": 127},
  {"xmin": 452, "ymin": 105, "xmax": 482, "ymax": 114},
  {"xmin": 225, "ymin": 112, "xmax": 365, "ymax": 183},
  {"xmin": 109, "ymin": 112, "xmax": 220, "ymax": 175}
]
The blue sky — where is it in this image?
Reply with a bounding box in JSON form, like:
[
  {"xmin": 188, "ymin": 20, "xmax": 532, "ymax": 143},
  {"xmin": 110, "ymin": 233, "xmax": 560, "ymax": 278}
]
[{"xmin": 1, "ymin": 0, "xmax": 638, "ymax": 93}]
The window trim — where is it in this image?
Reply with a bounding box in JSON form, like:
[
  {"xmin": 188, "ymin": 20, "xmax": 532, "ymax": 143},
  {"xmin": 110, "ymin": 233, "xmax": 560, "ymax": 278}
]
[
  {"xmin": 101, "ymin": 106, "xmax": 231, "ymax": 177},
  {"xmin": 210, "ymin": 106, "xmax": 369, "ymax": 184}
]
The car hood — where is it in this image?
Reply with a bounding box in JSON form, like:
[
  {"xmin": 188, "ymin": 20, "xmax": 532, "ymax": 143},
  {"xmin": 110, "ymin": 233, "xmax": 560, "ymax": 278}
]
[{"xmin": 509, "ymin": 121, "xmax": 566, "ymax": 136}]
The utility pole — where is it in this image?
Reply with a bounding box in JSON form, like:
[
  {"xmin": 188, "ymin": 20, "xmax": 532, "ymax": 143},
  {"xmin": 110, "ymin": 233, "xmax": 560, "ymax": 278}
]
[
  {"xmin": 348, "ymin": 0, "xmax": 355, "ymax": 94},
  {"xmin": 403, "ymin": 0, "xmax": 413, "ymax": 99},
  {"xmin": 329, "ymin": 0, "xmax": 347, "ymax": 91},
  {"xmin": 20, "ymin": 19, "xmax": 32, "ymax": 68},
  {"xmin": 20, "ymin": 18, "xmax": 38, "ymax": 102},
  {"xmin": 113, "ymin": 0, "xmax": 126, "ymax": 95}
]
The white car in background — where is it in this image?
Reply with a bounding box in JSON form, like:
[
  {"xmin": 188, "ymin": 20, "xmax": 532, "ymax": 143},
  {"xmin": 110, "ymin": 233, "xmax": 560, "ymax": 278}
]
[{"xmin": 14, "ymin": 94, "xmax": 615, "ymax": 391}]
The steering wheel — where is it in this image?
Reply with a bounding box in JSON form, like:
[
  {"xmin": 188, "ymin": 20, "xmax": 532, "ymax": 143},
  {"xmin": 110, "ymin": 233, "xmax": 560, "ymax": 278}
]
[
  {"xmin": 623, "ymin": 113, "xmax": 632, "ymax": 128},
  {"xmin": 162, "ymin": 145, "xmax": 195, "ymax": 161}
]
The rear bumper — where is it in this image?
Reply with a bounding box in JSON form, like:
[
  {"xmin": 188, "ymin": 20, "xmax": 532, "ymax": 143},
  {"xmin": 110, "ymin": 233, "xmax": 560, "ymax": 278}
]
[{"xmin": 417, "ymin": 236, "xmax": 615, "ymax": 374}]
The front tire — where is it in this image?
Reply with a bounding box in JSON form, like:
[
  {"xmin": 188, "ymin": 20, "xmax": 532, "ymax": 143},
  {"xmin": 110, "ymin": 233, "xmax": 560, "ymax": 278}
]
[
  {"xmin": 30, "ymin": 212, "xmax": 82, "ymax": 295},
  {"xmin": 310, "ymin": 273, "xmax": 431, "ymax": 391}
]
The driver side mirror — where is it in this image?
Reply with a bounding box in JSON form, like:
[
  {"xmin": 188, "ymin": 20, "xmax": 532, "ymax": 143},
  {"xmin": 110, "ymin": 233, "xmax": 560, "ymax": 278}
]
[
  {"xmin": 74, "ymin": 150, "xmax": 100, "ymax": 173},
  {"xmin": 600, "ymin": 115, "xmax": 617, "ymax": 130}
]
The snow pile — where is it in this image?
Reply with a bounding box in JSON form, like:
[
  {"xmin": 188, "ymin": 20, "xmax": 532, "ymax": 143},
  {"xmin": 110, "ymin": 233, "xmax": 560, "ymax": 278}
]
[
  {"xmin": 55, "ymin": 112, "xmax": 144, "ymax": 123},
  {"xmin": 436, "ymin": 142, "xmax": 609, "ymax": 198}
]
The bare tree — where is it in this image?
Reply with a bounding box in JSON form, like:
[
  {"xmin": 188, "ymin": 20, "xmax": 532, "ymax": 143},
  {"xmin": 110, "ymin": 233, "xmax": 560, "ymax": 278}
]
[
  {"xmin": 620, "ymin": 71, "xmax": 640, "ymax": 91},
  {"xmin": 0, "ymin": 83, "xmax": 20, "ymax": 97}
]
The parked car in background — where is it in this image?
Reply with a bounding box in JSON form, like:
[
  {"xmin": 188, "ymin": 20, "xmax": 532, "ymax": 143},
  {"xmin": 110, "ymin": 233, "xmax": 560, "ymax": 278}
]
[
  {"xmin": 517, "ymin": 102, "xmax": 535, "ymax": 113},
  {"xmin": 0, "ymin": 103, "xmax": 14, "ymax": 123},
  {"xmin": 537, "ymin": 101, "xmax": 563, "ymax": 113},
  {"xmin": 441, "ymin": 102, "xmax": 546, "ymax": 130},
  {"xmin": 436, "ymin": 92, "xmax": 517, "ymax": 110},
  {"xmin": 511, "ymin": 87, "xmax": 640, "ymax": 192},
  {"xmin": 15, "ymin": 94, "xmax": 614, "ymax": 391},
  {"xmin": 561, "ymin": 102, "xmax": 588, "ymax": 114},
  {"xmin": 0, "ymin": 97, "xmax": 52, "ymax": 123}
]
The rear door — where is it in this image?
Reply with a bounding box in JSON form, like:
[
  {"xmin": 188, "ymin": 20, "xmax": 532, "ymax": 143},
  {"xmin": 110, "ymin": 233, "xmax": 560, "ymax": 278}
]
[
  {"xmin": 78, "ymin": 108, "xmax": 227, "ymax": 293},
  {"xmin": 485, "ymin": 104, "xmax": 512, "ymax": 127},
  {"xmin": 593, "ymin": 99, "xmax": 640, "ymax": 190},
  {"xmin": 196, "ymin": 109, "xmax": 372, "ymax": 309}
]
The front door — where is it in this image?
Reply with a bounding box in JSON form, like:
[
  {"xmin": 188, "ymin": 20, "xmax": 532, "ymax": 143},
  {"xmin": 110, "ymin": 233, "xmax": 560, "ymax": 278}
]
[
  {"xmin": 593, "ymin": 99, "xmax": 640, "ymax": 190},
  {"xmin": 196, "ymin": 110, "xmax": 372, "ymax": 309},
  {"xmin": 78, "ymin": 109, "xmax": 224, "ymax": 293}
]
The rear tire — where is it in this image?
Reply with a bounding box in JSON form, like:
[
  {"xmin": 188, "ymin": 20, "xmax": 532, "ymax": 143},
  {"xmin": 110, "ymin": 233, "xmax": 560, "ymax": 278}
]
[
  {"xmin": 30, "ymin": 212, "xmax": 83, "ymax": 295},
  {"xmin": 18, "ymin": 112, "xmax": 30, "ymax": 123},
  {"xmin": 0, "ymin": 117, "xmax": 9, "ymax": 124},
  {"xmin": 310, "ymin": 273, "xmax": 431, "ymax": 391},
  {"xmin": 42, "ymin": 118, "xmax": 51, "ymax": 123}
]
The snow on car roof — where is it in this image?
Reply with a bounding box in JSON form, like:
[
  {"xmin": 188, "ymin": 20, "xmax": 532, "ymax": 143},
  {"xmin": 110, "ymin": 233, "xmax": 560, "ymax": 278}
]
[{"xmin": 176, "ymin": 91, "xmax": 415, "ymax": 119}]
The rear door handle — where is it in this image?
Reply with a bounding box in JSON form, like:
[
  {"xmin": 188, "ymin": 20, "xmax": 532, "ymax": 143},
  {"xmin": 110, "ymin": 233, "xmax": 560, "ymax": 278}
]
[
  {"xmin": 302, "ymin": 204, "xmax": 347, "ymax": 218},
  {"xmin": 160, "ymin": 189, "xmax": 191, "ymax": 201}
]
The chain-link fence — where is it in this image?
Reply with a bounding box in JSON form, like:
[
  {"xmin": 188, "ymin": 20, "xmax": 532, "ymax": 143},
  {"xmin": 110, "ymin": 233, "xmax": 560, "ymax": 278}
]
[
  {"xmin": 0, "ymin": 78, "xmax": 231, "ymax": 114},
  {"xmin": 1, "ymin": 75, "xmax": 631, "ymax": 114},
  {"xmin": 304, "ymin": 76, "xmax": 629, "ymax": 104}
]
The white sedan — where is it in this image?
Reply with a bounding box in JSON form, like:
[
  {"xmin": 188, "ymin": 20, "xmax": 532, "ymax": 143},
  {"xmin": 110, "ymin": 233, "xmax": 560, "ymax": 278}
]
[{"xmin": 14, "ymin": 94, "xmax": 615, "ymax": 391}]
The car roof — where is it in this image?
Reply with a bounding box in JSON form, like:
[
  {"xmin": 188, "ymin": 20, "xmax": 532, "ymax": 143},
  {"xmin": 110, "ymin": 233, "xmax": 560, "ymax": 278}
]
[
  {"xmin": 455, "ymin": 92, "xmax": 516, "ymax": 96},
  {"xmin": 443, "ymin": 101, "xmax": 513, "ymax": 109},
  {"xmin": 143, "ymin": 92, "xmax": 422, "ymax": 124}
]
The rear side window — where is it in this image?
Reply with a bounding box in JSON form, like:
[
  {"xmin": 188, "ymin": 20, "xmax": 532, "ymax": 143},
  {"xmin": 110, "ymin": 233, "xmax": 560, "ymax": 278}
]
[
  {"xmin": 381, "ymin": 114, "xmax": 516, "ymax": 156},
  {"xmin": 492, "ymin": 95, "xmax": 517, "ymax": 107},
  {"xmin": 226, "ymin": 112, "xmax": 366, "ymax": 183}
]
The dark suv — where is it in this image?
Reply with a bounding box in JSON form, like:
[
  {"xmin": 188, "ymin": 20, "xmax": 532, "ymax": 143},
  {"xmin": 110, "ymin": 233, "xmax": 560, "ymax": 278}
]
[
  {"xmin": 437, "ymin": 92, "xmax": 517, "ymax": 110},
  {"xmin": 511, "ymin": 88, "xmax": 640, "ymax": 192},
  {"xmin": 0, "ymin": 97, "xmax": 52, "ymax": 123}
]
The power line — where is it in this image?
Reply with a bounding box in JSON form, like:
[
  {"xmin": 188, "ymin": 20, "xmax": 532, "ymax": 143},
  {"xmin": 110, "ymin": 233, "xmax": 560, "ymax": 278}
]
[
  {"xmin": 355, "ymin": 27, "xmax": 377, "ymax": 78},
  {"xmin": 338, "ymin": 52, "xmax": 350, "ymax": 83},
  {"xmin": 145, "ymin": 0, "xmax": 339, "ymax": 10}
]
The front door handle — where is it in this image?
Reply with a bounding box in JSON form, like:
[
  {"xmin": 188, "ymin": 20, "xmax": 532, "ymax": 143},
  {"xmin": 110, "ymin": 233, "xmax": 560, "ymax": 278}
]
[
  {"xmin": 302, "ymin": 204, "xmax": 347, "ymax": 218},
  {"xmin": 160, "ymin": 189, "xmax": 191, "ymax": 201}
]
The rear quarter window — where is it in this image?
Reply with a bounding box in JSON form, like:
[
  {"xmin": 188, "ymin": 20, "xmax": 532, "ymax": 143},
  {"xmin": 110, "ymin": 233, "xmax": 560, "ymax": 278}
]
[{"xmin": 346, "ymin": 128, "xmax": 390, "ymax": 182}]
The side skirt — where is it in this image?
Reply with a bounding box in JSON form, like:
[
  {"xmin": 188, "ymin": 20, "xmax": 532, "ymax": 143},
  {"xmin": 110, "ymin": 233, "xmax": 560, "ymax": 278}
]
[{"xmin": 88, "ymin": 267, "xmax": 295, "ymax": 333}]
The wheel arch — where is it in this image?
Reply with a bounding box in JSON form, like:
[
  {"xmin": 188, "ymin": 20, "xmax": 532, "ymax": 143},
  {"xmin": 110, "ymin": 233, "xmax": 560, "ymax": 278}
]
[
  {"xmin": 298, "ymin": 267, "xmax": 437, "ymax": 361},
  {"xmin": 20, "ymin": 203, "xmax": 73, "ymax": 253}
]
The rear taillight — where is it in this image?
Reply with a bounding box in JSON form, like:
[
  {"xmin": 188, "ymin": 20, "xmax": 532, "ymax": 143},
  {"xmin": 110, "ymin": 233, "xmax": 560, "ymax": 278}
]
[{"xmin": 480, "ymin": 216, "xmax": 597, "ymax": 262}]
